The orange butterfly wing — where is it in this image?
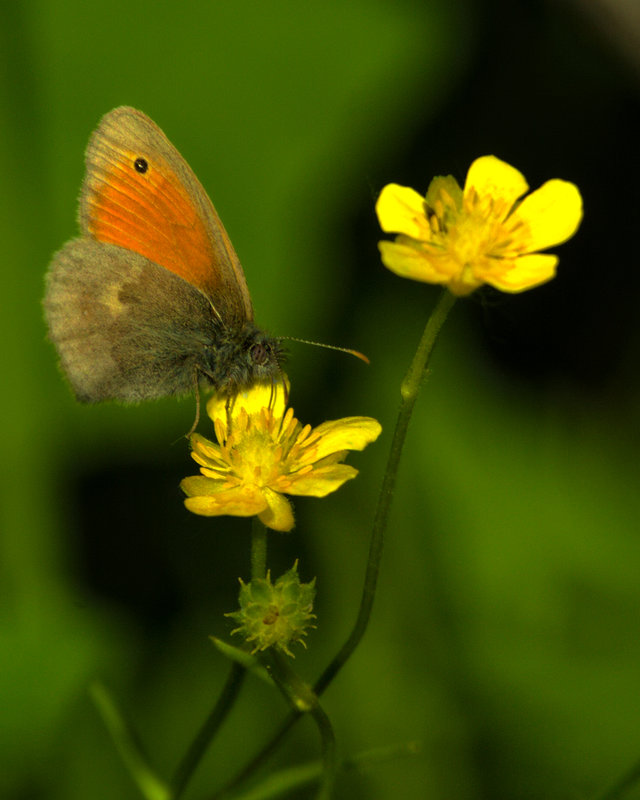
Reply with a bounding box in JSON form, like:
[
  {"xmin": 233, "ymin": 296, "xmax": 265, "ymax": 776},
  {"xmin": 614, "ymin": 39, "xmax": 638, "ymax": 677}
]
[{"xmin": 79, "ymin": 107, "xmax": 253, "ymax": 326}]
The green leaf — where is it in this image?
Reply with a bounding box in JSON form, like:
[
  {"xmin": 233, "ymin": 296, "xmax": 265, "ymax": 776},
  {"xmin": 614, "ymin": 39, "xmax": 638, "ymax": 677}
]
[
  {"xmin": 89, "ymin": 681, "xmax": 170, "ymax": 800},
  {"xmin": 209, "ymin": 637, "xmax": 272, "ymax": 684}
]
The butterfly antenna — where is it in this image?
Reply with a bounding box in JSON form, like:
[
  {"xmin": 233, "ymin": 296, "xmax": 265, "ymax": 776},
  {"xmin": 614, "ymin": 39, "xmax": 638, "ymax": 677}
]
[{"xmin": 281, "ymin": 336, "xmax": 370, "ymax": 364}]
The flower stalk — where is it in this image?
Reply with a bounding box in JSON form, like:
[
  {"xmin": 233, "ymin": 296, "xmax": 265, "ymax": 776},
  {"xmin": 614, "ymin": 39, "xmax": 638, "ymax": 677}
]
[
  {"xmin": 168, "ymin": 521, "xmax": 268, "ymax": 799},
  {"xmin": 250, "ymin": 516, "xmax": 268, "ymax": 580},
  {"xmin": 211, "ymin": 288, "xmax": 457, "ymax": 797},
  {"xmin": 263, "ymin": 648, "xmax": 337, "ymax": 800},
  {"xmin": 170, "ymin": 664, "xmax": 246, "ymax": 800},
  {"xmin": 315, "ymin": 287, "xmax": 456, "ymax": 693}
]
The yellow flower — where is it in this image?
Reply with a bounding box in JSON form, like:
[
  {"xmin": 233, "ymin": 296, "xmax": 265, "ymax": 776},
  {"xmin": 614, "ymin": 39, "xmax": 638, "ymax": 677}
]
[
  {"xmin": 180, "ymin": 380, "xmax": 382, "ymax": 532},
  {"xmin": 376, "ymin": 155, "xmax": 583, "ymax": 296}
]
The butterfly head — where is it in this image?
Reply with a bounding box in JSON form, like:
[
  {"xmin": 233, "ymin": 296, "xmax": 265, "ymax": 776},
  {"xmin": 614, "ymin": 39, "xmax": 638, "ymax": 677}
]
[{"xmin": 202, "ymin": 323, "xmax": 285, "ymax": 395}]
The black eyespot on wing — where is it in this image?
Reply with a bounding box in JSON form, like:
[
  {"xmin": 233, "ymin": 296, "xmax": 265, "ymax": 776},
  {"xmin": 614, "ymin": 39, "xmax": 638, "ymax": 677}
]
[{"xmin": 134, "ymin": 157, "xmax": 148, "ymax": 174}]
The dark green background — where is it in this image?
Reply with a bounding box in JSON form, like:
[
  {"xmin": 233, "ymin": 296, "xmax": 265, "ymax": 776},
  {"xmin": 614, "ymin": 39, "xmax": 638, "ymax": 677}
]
[{"xmin": 2, "ymin": 0, "xmax": 639, "ymax": 798}]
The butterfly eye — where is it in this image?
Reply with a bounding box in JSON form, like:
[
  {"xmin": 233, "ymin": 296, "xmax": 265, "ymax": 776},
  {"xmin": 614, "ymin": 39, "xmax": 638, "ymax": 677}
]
[
  {"xmin": 133, "ymin": 157, "xmax": 148, "ymax": 174},
  {"xmin": 249, "ymin": 342, "xmax": 270, "ymax": 366}
]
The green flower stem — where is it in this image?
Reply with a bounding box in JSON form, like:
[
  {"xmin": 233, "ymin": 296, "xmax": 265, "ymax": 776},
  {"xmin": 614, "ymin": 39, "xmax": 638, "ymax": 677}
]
[
  {"xmin": 251, "ymin": 516, "xmax": 268, "ymax": 580},
  {"xmin": 171, "ymin": 518, "xmax": 269, "ymax": 798},
  {"xmin": 310, "ymin": 704, "xmax": 337, "ymax": 800},
  {"xmin": 315, "ymin": 287, "xmax": 457, "ymax": 694},
  {"xmin": 264, "ymin": 649, "xmax": 337, "ymax": 800},
  {"xmin": 170, "ymin": 663, "xmax": 246, "ymax": 799},
  {"xmin": 211, "ymin": 288, "xmax": 457, "ymax": 798}
]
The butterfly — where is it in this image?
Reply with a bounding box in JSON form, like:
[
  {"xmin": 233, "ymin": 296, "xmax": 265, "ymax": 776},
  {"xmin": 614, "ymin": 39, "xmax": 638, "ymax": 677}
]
[{"xmin": 44, "ymin": 107, "xmax": 283, "ymax": 409}]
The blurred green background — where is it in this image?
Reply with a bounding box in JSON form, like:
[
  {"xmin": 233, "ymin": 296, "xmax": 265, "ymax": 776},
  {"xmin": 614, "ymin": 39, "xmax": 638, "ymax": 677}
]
[{"xmin": 2, "ymin": 0, "xmax": 639, "ymax": 798}]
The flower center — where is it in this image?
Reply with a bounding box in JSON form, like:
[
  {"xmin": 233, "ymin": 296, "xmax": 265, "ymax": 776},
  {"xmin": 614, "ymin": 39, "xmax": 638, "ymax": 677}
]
[
  {"xmin": 218, "ymin": 407, "xmax": 305, "ymax": 491},
  {"xmin": 228, "ymin": 426, "xmax": 282, "ymax": 488},
  {"xmin": 423, "ymin": 185, "xmax": 531, "ymax": 292}
]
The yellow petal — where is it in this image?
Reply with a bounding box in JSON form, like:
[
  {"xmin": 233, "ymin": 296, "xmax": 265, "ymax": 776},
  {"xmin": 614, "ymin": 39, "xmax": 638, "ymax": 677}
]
[
  {"xmin": 184, "ymin": 485, "xmax": 267, "ymax": 517},
  {"xmin": 181, "ymin": 475, "xmax": 228, "ymax": 496},
  {"xmin": 189, "ymin": 435, "xmax": 227, "ymax": 469},
  {"xmin": 511, "ymin": 179, "xmax": 583, "ymax": 252},
  {"xmin": 190, "ymin": 433, "xmax": 220, "ymax": 456},
  {"xmin": 375, "ymin": 184, "xmax": 430, "ymax": 238},
  {"xmin": 198, "ymin": 465, "xmax": 233, "ymax": 480},
  {"xmin": 484, "ymin": 253, "xmax": 558, "ymax": 293},
  {"xmin": 425, "ymin": 175, "xmax": 463, "ymax": 212},
  {"xmin": 206, "ymin": 393, "xmax": 231, "ymax": 427},
  {"xmin": 311, "ymin": 417, "xmax": 382, "ymax": 461},
  {"xmin": 206, "ymin": 378, "xmax": 289, "ymax": 425},
  {"xmin": 234, "ymin": 379, "xmax": 288, "ymax": 417},
  {"xmin": 464, "ymin": 156, "xmax": 528, "ymax": 208},
  {"xmin": 259, "ymin": 488, "xmax": 295, "ymax": 532},
  {"xmin": 287, "ymin": 464, "xmax": 358, "ymax": 496},
  {"xmin": 379, "ymin": 240, "xmax": 452, "ymax": 285}
]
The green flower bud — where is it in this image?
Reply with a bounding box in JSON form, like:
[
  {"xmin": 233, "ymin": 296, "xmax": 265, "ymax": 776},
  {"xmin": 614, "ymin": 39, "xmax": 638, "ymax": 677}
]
[{"xmin": 226, "ymin": 562, "xmax": 316, "ymax": 657}]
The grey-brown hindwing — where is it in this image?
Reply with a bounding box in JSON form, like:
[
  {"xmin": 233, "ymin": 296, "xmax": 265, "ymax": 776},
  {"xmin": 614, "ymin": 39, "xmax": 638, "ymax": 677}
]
[{"xmin": 44, "ymin": 239, "xmax": 218, "ymax": 402}]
